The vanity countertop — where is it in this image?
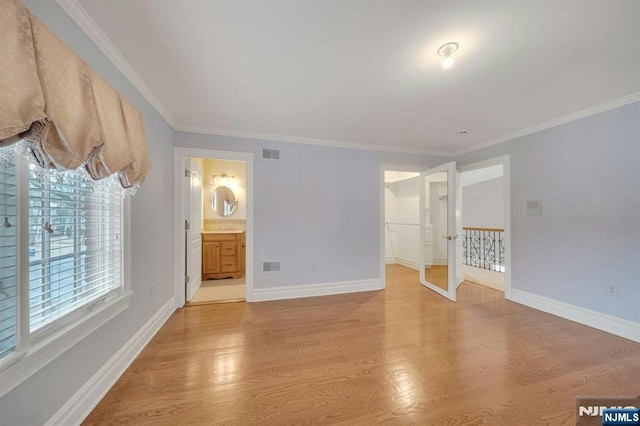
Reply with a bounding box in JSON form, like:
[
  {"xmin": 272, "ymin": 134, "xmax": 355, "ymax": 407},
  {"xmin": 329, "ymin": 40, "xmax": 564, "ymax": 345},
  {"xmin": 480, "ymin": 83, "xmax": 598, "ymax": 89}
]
[{"xmin": 202, "ymin": 230, "xmax": 244, "ymax": 234}]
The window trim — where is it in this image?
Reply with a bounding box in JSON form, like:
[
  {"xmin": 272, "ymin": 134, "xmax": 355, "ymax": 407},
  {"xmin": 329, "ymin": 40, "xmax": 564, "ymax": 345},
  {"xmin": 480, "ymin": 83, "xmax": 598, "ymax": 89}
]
[{"xmin": 0, "ymin": 155, "xmax": 132, "ymax": 399}]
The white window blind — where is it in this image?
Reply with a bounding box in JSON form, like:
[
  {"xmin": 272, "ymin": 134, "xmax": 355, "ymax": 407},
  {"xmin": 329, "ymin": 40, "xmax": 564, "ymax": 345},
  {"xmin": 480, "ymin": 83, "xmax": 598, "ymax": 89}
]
[
  {"xmin": 28, "ymin": 163, "xmax": 123, "ymax": 334},
  {"xmin": 0, "ymin": 152, "xmax": 130, "ymax": 397},
  {"xmin": 0, "ymin": 158, "xmax": 17, "ymax": 358}
]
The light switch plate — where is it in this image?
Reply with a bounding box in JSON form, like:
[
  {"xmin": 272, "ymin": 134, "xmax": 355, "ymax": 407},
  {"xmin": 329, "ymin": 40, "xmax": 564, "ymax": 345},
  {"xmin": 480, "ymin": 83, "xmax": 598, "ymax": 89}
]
[{"xmin": 527, "ymin": 200, "xmax": 542, "ymax": 216}]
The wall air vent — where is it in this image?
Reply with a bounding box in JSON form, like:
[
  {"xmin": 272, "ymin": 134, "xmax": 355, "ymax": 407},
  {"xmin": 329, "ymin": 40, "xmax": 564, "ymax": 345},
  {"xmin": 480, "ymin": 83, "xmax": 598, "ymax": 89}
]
[
  {"xmin": 262, "ymin": 261, "xmax": 281, "ymax": 273},
  {"xmin": 262, "ymin": 148, "xmax": 280, "ymax": 160}
]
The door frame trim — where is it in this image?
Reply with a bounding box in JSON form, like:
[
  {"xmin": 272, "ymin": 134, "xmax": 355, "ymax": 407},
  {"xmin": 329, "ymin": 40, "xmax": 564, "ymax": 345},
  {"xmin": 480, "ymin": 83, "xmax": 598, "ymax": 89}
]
[
  {"xmin": 173, "ymin": 147, "xmax": 255, "ymax": 307},
  {"xmin": 457, "ymin": 155, "xmax": 512, "ymax": 299}
]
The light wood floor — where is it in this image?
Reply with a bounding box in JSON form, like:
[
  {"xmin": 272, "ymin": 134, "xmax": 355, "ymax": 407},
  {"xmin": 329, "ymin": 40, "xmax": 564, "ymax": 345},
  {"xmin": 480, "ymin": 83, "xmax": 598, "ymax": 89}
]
[
  {"xmin": 424, "ymin": 264, "xmax": 448, "ymax": 291},
  {"xmin": 84, "ymin": 264, "xmax": 640, "ymax": 425}
]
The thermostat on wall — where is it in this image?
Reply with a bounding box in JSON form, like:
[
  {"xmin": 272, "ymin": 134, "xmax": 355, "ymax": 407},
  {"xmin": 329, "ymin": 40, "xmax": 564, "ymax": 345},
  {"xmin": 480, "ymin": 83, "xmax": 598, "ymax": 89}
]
[{"xmin": 527, "ymin": 200, "xmax": 542, "ymax": 216}]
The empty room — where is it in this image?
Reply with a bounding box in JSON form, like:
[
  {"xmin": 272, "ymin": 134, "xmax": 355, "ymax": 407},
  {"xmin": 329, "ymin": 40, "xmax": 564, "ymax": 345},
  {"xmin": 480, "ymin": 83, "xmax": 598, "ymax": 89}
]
[{"xmin": 1, "ymin": 0, "xmax": 639, "ymax": 425}]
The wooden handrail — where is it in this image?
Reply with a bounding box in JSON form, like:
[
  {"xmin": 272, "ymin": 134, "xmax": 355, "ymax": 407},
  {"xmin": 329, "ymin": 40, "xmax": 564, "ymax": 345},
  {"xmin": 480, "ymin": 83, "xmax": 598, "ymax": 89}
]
[{"xmin": 463, "ymin": 227, "xmax": 504, "ymax": 232}]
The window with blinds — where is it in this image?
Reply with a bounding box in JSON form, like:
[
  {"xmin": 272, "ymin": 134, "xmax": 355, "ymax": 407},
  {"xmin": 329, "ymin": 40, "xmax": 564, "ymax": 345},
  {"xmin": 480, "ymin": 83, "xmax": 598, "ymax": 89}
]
[
  {"xmin": 28, "ymin": 163, "xmax": 123, "ymax": 335},
  {"xmin": 0, "ymin": 159, "xmax": 17, "ymax": 359},
  {"xmin": 0, "ymin": 152, "xmax": 128, "ymax": 391}
]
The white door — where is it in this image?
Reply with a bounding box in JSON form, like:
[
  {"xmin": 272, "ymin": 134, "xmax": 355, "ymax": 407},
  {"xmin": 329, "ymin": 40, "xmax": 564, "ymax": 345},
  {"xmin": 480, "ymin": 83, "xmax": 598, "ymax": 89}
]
[
  {"xmin": 185, "ymin": 159, "xmax": 203, "ymax": 302},
  {"xmin": 419, "ymin": 161, "xmax": 460, "ymax": 301}
]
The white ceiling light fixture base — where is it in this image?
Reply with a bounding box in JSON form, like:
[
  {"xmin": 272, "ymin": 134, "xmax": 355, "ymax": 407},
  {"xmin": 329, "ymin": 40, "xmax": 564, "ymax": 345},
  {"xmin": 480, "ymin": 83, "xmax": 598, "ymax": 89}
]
[{"xmin": 438, "ymin": 42, "xmax": 459, "ymax": 69}]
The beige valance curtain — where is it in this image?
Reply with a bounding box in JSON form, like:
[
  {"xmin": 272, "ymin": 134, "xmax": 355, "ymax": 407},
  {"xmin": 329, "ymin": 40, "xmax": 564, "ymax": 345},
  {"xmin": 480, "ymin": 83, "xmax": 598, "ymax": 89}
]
[{"xmin": 0, "ymin": 0, "xmax": 150, "ymax": 191}]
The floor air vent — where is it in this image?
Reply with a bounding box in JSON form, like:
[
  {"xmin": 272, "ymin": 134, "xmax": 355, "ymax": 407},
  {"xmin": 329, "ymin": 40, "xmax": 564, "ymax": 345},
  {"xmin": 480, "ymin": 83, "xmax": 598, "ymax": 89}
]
[
  {"xmin": 262, "ymin": 261, "xmax": 281, "ymax": 273},
  {"xmin": 262, "ymin": 148, "xmax": 280, "ymax": 160}
]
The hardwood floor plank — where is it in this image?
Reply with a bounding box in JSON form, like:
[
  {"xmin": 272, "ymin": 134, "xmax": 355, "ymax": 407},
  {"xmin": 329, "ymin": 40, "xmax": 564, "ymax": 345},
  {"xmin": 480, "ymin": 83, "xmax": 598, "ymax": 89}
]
[{"xmin": 83, "ymin": 264, "xmax": 640, "ymax": 425}]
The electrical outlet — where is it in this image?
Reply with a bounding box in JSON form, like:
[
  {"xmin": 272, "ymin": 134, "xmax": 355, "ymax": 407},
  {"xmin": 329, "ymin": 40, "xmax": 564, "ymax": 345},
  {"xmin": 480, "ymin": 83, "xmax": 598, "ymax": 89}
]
[
  {"xmin": 311, "ymin": 263, "xmax": 317, "ymax": 272},
  {"xmin": 607, "ymin": 284, "xmax": 618, "ymax": 297},
  {"xmin": 150, "ymin": 284, "xmax": 156, "ymax": 297}
]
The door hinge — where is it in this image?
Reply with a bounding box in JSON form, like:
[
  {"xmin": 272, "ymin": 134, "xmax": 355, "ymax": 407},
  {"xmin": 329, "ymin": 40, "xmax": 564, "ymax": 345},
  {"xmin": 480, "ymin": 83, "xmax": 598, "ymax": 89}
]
[
  {"xmin": 185, "ymin": 275, "xmax": 190, "ymax": 285},
  {"xmin": 185, "ymin": 220, "xmax": 190, "ymax": 231},
  {"xmin": 184, "ymin": 169, "xmax": 190, "ymax": 177}
]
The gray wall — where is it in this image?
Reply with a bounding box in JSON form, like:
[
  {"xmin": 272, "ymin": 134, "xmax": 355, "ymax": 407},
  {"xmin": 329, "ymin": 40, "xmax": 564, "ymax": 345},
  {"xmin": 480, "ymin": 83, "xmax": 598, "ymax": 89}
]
[
  {"xmin": 176, "ymin": 133, "xmax": 447, "ymax": 287},
  {"xmin": 463, "ymin": 177, "xmax": 504, "ymax": 229},
  {"xmin": 456, "ymin": 101, "xmax": 640, "ymax": 323},
  {"xmin": 0, "ymin": 1, "xmax": 176, "ymax": 424}
]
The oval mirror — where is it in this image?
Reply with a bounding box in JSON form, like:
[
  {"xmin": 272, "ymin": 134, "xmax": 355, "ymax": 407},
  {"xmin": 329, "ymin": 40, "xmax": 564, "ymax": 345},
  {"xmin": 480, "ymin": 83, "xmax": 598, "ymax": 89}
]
[{"xmin": 210, "ymin": 185, "xmax": 237, "ymax": 217}]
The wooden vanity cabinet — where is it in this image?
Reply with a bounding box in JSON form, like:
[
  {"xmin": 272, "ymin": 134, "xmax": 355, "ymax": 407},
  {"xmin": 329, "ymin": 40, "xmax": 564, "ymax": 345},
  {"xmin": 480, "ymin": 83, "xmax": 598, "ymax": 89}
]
[
  {"xmin": 202, "ymin": 241, "xmax": 220, "ymax": 274},
  {"xmin": 202, "ymin": 233, "xmax": 245, "ymax": 280}
]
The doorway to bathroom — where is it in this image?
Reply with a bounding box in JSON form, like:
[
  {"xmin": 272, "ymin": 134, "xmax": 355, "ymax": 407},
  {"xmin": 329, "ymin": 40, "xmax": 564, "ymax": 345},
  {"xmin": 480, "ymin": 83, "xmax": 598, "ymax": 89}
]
[{"xmin": 173, "ymin": 148, "xmax": 254, "ymax": 307}]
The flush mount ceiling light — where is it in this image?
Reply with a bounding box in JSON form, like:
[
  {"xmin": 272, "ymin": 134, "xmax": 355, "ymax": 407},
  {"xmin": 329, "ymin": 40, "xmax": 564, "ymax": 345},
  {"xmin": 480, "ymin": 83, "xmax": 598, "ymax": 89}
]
[{"xmin": 437, "ymin": 42, "xmax": 459, "ymax": 69}]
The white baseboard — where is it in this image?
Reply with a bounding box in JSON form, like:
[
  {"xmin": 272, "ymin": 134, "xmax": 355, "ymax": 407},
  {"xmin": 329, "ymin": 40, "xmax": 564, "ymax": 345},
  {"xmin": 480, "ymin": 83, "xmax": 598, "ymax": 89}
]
[
  {"xmin": 384, "ymin": 257, "xmax": 395, "ymax": 264},
  {"xmin": 511, "ymin": 289, "xmax": 640, "ymax": 343},
  {"xmin": 433, "ymin": 258, "xmax": 447, "ymax": 266},
  {"xmin": 46, "ymin": 298, "xmax": 176, "ymax": 426},
  {"xmin": 395, "ymin": 257, "xmax": 420, "ymax": 271},
  {"xmin": 187, "ymin": 278, "xmax": 201, "ymax": 302},
  {"xmin": 253, "ymin": 278, "xmax": 382, "ymax": 302},
  {"xmin": 463, "ymin": 265, "xmax": 505, "ymax": 292}
]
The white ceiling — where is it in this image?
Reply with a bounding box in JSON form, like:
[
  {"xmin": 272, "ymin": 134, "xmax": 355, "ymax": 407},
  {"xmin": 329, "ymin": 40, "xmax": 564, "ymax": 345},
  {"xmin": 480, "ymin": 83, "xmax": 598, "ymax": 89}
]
[{"xmin": 68, "ymin": 0, "xmax": 640, "ymax": 155}]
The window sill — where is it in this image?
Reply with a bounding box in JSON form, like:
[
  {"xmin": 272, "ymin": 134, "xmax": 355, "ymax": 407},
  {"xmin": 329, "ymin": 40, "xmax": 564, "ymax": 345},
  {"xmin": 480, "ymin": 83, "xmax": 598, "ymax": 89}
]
[{"xmin": 0, "ymin": 291, "xmax": 132, "ymax": 399}]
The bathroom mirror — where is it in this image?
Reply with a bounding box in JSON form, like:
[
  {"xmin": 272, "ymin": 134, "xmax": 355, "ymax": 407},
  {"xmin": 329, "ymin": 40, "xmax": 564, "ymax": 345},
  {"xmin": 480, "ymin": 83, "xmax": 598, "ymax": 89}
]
[{"xmin": 211, "ymin": 185, "xmax": 237, "ymax": 217}]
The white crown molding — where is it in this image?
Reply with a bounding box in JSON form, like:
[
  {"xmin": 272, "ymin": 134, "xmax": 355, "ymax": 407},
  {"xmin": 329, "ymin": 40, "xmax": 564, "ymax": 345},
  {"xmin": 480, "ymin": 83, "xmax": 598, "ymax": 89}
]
[
  {"xmin": 56, "ymin": 0, "xmax": 178, "ymax": 128},
  {"xmin": 453, "ymin": 92, "xmax": 640, "ymax": 157},
  {"xmin": 174, "ymin": 125, "xmax": 450, "ymax": 156}
]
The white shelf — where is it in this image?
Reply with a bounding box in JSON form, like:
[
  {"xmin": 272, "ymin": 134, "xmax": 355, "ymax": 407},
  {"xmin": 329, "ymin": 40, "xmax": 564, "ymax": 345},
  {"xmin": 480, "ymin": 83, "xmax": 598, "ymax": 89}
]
[{"xmin": 385, "ymin": 175, "xmax": 420, "ymax": 188}]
